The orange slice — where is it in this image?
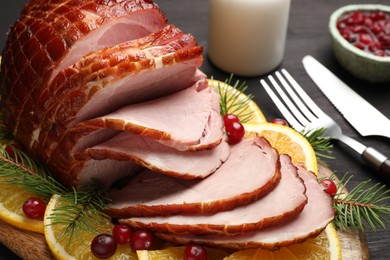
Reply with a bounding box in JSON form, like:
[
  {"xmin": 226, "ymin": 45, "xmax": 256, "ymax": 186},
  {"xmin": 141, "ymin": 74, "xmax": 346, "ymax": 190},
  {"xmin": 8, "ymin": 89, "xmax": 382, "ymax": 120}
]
[
  {"xmin": 245, "ymin": 122, "xmax": 318, "ymax": 174},
  {"xmin": 44, "ymin": 194, "xmax": 137, "ymax": 260},
  {"xmin": 208, "ymin": 79, "xmax": 266, "ymax": 125}
]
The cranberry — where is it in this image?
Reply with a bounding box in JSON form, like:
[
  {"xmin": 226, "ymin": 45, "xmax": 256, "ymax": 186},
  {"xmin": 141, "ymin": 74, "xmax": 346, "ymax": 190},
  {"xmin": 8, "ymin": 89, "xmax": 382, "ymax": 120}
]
[
  {"xmin": 91, "ymin": 234, "xmax": 117, "ymax": 259},
  {"xmin": 270, "ymin": 118, "xmax": 288, "ymax": 126},
  {"xmin": 22, "ymin": 197, "xmax": 46, "ymax": 220},
  {"xmin": 184, "ymin": 244, "xmax": 208, "ymax": 260},
  {"xmin": 320, "ymin": 179, "xmax": 337, "ymax": 197},
  {"xmin": 336, "ymin": 10, "xmax": 390, "ymax": 57},
  {"xmin": 130, "ymin": 230, "xmax": 156, "ymax": 251},
  {"xmin": 225, "ymin": 121, "xmax": 245, "ymax": 144},
  {"xmin": 112, "ymin": 224, "xmax": 131, "ymax": 244},
  {"xmin": 223, "ymin": 114, "xmax": 240, "ymax": 126}
]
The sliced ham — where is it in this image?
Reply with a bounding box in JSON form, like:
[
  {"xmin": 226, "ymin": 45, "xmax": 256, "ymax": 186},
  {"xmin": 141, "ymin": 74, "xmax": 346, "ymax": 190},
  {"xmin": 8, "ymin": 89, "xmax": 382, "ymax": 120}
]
[
  {"xmin": 105, "ymin": 137, "xmax": 280, "ymax": 218},
  {"xmin": 1, "ymin": 0, "xmax": 167, "ymax": 148},
  {"xmin": 86, "ymin": 133, "xmax": 230, "ymax": 179},
  {"xmin": 157, "ymin": 162, "xmax": 335, "ymax": 249},
  {"xmin": 119, "ymin": 154, "xmax": 307, "ymax": 235},
  {"xmin": 36, "ymin": 48, "xmax": 205, "ymax": 165},
  {"xmin": 77, "ymin": 79, "xmax": 223, "ymax": 152}
]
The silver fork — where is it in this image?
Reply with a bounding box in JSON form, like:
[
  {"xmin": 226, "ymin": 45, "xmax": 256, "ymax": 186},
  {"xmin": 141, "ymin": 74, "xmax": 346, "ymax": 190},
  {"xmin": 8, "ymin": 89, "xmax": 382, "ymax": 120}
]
[{"xmin": 260, "ymin": 69, "xmax": 390, "ymax": 175}]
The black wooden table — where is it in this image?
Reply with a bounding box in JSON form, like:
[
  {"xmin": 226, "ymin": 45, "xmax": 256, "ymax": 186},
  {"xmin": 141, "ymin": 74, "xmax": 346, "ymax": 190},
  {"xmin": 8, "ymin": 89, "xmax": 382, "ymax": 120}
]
[{"xmin": 1, "ymin": 0, "xmax": 390, "ymax": 259}]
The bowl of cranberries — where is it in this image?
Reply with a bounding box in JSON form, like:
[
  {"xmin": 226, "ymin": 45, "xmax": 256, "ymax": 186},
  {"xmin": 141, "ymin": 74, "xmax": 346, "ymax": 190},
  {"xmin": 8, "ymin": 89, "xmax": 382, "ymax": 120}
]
[{"xmin": 329, "ymin": 4, "xmax": 390, "ymax": 82}]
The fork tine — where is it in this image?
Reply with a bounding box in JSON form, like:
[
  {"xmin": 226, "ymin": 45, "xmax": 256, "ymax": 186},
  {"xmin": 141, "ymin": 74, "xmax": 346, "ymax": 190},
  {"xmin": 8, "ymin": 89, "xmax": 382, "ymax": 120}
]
[
  {"xmin": 275, "ymin": 71, "xmax": 317, "ymax": 122},
  {"xmin": 267, "ymin": 75, "xmax": 310, "ymax": 126},
  {"xmin": 281, "ymin": 69, "xmax": 327, "ymax": 118},
  {"xmin": 260, "ymin": 79, "xmax": 304, "ymax": 132}
]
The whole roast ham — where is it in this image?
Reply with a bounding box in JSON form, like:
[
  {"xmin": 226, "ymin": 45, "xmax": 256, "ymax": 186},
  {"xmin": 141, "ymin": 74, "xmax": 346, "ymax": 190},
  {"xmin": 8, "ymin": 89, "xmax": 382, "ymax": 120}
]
[
  {"xmin": 1, "ymin": 0, "xmax": 219, "ymax": 187},
  {"xmin": 0, "ymin": 0, "xmax": 335, "ymax": 253}
]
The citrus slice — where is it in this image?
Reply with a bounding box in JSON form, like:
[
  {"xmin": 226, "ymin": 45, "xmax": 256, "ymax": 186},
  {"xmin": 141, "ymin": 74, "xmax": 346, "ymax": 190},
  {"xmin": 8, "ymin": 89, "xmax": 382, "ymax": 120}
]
[
  {"xmin": 224, "ymin": 224, "xmax": 341, "ymax": 260},
  {"xmin": 208, "ymin": 79, "xmax": 266, "ymax": 125},
  {"xmin": 137, "ymin": 246, "xmax": 229, "ymax": 260},
  {"xmin": 244, "ymin": 122, "xmax": 318, "ymax": 174},
  {"xmin": 44, "ymin": 194, "xmax": 137, "ymax": 260},
  {"xmin": 0, "ymin": 178, "xmax": 45, "ymax": 233}
]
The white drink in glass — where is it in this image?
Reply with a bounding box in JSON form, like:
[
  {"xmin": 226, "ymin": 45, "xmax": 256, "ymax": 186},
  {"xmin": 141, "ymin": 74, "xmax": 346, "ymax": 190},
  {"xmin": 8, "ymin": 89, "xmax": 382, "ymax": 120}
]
[{"xmin": 208, "ymin": 0, "xmax": 291, "ymax": 76}]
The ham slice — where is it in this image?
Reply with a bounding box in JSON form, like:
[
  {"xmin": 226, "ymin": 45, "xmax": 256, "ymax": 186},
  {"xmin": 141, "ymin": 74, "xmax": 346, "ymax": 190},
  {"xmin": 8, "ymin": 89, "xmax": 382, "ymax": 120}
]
[
  {"xmin": 119, "ymin": 154, "xmax": 307, "ymax": 235},
  {"xmin": 157, "ymin": 162, "xmax": 335, "ymax": 249},
  {"xmin": 78, "ymin": 79, "xmax": 223, "ymax": 152},
  {"xmin": 105, "ymin": 137, "xmax": 280, "ymax": 218},
  {"xmin": 86, "ymin": 133, "xmax": 230, "ymax": 179}
]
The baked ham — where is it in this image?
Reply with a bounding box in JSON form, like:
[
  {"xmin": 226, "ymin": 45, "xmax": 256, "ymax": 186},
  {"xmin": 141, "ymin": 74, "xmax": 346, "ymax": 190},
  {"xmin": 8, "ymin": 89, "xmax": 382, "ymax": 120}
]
[
  {"xmin": 158, "ymin": 163, "xmax": 335, "ymax": 250},
  {"xmin": 1, "ymin": 0, "xmax": 168, "ymax": 150},
  {"xmin": 1, "ymin": 0, "xmax": 336, "ymax": 253},
  {"xmin": 105, "ymin": 137, "xmax": 280, "ymax": 218},
  {"xmin": 119, "ymin": 154, "xmax": 307, "ymax": 235},
  {"xmin": 1, "ymin": 0, "xmax": 212, "ymax": 188}
]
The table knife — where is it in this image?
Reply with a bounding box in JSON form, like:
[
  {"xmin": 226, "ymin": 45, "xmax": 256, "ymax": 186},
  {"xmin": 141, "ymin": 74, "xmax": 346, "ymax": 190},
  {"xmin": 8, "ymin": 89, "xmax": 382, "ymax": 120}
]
[
  {"xmin": 302, "ymin": 55, "xmax": 390, "ymax": 139},
  {"xmin": 302, "ymin": 55, "xmax": 390, "ymax": 175}
]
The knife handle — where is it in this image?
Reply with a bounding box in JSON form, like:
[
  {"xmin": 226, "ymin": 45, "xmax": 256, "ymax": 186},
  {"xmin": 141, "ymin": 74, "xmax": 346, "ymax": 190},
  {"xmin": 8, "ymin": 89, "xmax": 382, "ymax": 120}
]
[{"xmin": 362, "ymin": 147, "xmax": 390, "ymax": 175}]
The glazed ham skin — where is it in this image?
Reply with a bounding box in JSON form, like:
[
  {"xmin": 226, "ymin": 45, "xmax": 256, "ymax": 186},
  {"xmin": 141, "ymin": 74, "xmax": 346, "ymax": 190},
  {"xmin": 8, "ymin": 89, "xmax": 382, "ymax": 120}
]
[
  {"xmin": 119, "ymin": 154, "xmax": 307, "ymax": 235},
  {"xmin": 158, "ymin": 162, "xmax": 335, "ymax": 250},
  {"xmin": 105, "ymin": 137, "xmax": 281, "ymax": 218},
  {"xmin": 1, "ymin": 0, "xmax": 167, "ymax": 149}
]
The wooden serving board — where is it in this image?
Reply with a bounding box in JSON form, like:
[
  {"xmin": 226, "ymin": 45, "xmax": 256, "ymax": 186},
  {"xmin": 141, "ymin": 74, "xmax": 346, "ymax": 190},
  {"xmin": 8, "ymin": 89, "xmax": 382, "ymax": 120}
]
[{"xmin": 0, "ymin": 165, "xmax": 369, "ymax": 260}]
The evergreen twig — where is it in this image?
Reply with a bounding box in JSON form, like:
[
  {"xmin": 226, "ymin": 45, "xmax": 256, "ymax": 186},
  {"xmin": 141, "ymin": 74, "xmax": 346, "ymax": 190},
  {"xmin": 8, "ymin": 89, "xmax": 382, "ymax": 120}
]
[
  {"xmin": 301, "ymin": 128, "xmax": 334, "ymax": 164},
  {"xmin": 328, "ymin": 173, "xmax": 390, "ymax": 232},
  {"xmin": 214, "ymin": 74, "xmax": 254, "ymax": 123}
]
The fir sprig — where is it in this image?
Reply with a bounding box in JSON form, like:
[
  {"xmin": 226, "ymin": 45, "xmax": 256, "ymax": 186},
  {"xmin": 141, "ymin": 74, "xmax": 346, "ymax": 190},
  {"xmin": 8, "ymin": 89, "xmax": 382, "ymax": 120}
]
[
  {"xmin": 301, "ymin": 128, "xmax": 334, "ymax": 164},
  {"xmin": 46, "ymin": 183, "xmax": 111, "ymax": 244},
  {"xmin": 329, "ymin": 173, "xmax": 390, "ymax": 232},
  {"xmin": 0, "ymin": 144, "xmax": 110, "ymax": 243},
  {"xmin": 215, "ymin": 74, "xmax": 254, "ymax": 123},
  {"xmin": 0, "ymin": 145, "xmax": 67, "ymax": 198}
]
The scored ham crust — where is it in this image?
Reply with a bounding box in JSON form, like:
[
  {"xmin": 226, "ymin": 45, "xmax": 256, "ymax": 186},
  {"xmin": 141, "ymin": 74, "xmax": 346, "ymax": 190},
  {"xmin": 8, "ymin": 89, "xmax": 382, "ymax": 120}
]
[
  {"xmin": 118, "ymin": 154, "xmax": 307, "ymax": 235},
  {"xmin": 105, "ymin": 137, "xmax": 281, "ymax": 218},
  {"xmin": 157, "ymin": 163, "xmax": 335, "ymax": 249},
  {"xmin": 1, "ymin": 0, "xmax": 167, "ymax": 149}
]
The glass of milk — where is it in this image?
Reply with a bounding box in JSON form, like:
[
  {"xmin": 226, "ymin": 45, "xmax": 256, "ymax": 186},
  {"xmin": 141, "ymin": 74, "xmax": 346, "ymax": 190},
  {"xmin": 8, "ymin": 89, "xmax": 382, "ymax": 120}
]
[{"xmin": 208, "ymin": 0, "xmax": 291, "ymax": 77}]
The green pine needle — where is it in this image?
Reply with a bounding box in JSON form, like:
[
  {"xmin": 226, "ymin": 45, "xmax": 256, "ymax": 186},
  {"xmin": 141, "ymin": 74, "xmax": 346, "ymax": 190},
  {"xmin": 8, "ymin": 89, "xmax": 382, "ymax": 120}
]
[
  {"xmin": 0, "ymin": 144, "xmax": 110, "ymax": 244},
  {"xmin": 214, "ymin": 74, "xmax": 254, "ymax": 123},
  {"xmin": 328, "ymin": 173, "xmax": 390, "ymax": 232},
  {"xmin": 301, "ymin": 128, "xmax": 334, "ymax": 164},
  {"xmin": 46, "ymin": 183, "xmax": 111, "ymax": 245},
  {"xmin": 0, "ymin": 144, "xmax": 67, "ymax": 198}
]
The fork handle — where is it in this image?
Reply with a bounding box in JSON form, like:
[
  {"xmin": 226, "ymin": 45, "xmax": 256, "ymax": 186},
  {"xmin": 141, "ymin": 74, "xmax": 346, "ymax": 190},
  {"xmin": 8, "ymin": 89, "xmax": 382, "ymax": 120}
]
[{"xmin": 362, "ymin": 147, "xmax": 390, "ymax": 175}]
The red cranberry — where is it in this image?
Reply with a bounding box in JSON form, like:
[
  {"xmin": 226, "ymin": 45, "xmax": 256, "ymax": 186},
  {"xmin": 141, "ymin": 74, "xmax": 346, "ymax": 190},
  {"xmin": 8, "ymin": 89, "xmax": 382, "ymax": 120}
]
[
  {"xmin": 91, "ymin": 234, "xmax": 117, "ymax": 259},
  {"xmin": 223, "ymin": 114, "xmax": 240, "ymax": 126},
  {"xmin": 225, "ymin": 121, "xmax": 245, "ymax": 144},
  {"xmin": 184, "ymin": 244, "xmax": 208, "ymax": 260},
  {"xmin": 320, "ymin": 179, "xmax": 337, "ymax": 197},
  {"xmin": 130, "ymin": 230, "xmax": 156, "ymax": 251},
  {"xmin": 22, "ymin": 197, "xmax": 46, "ymax": 220},
  {"xmin": 112, "ymin": 224, "xmax": 131, "ymax": 244},
  {"xmin": 270, "ymin": 118, "xmax": 288, "ymax": 126},
  {"xmin": 336, "ymin": 10, "xmax": 390, "ymax": 57}
]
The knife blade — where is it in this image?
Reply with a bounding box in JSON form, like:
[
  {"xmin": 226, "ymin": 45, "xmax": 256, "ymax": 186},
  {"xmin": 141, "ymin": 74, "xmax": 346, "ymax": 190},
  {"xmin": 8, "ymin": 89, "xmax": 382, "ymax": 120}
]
[{"xmin": 302, "ymin": 55, "xmax": 390, "ymax": 139}]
